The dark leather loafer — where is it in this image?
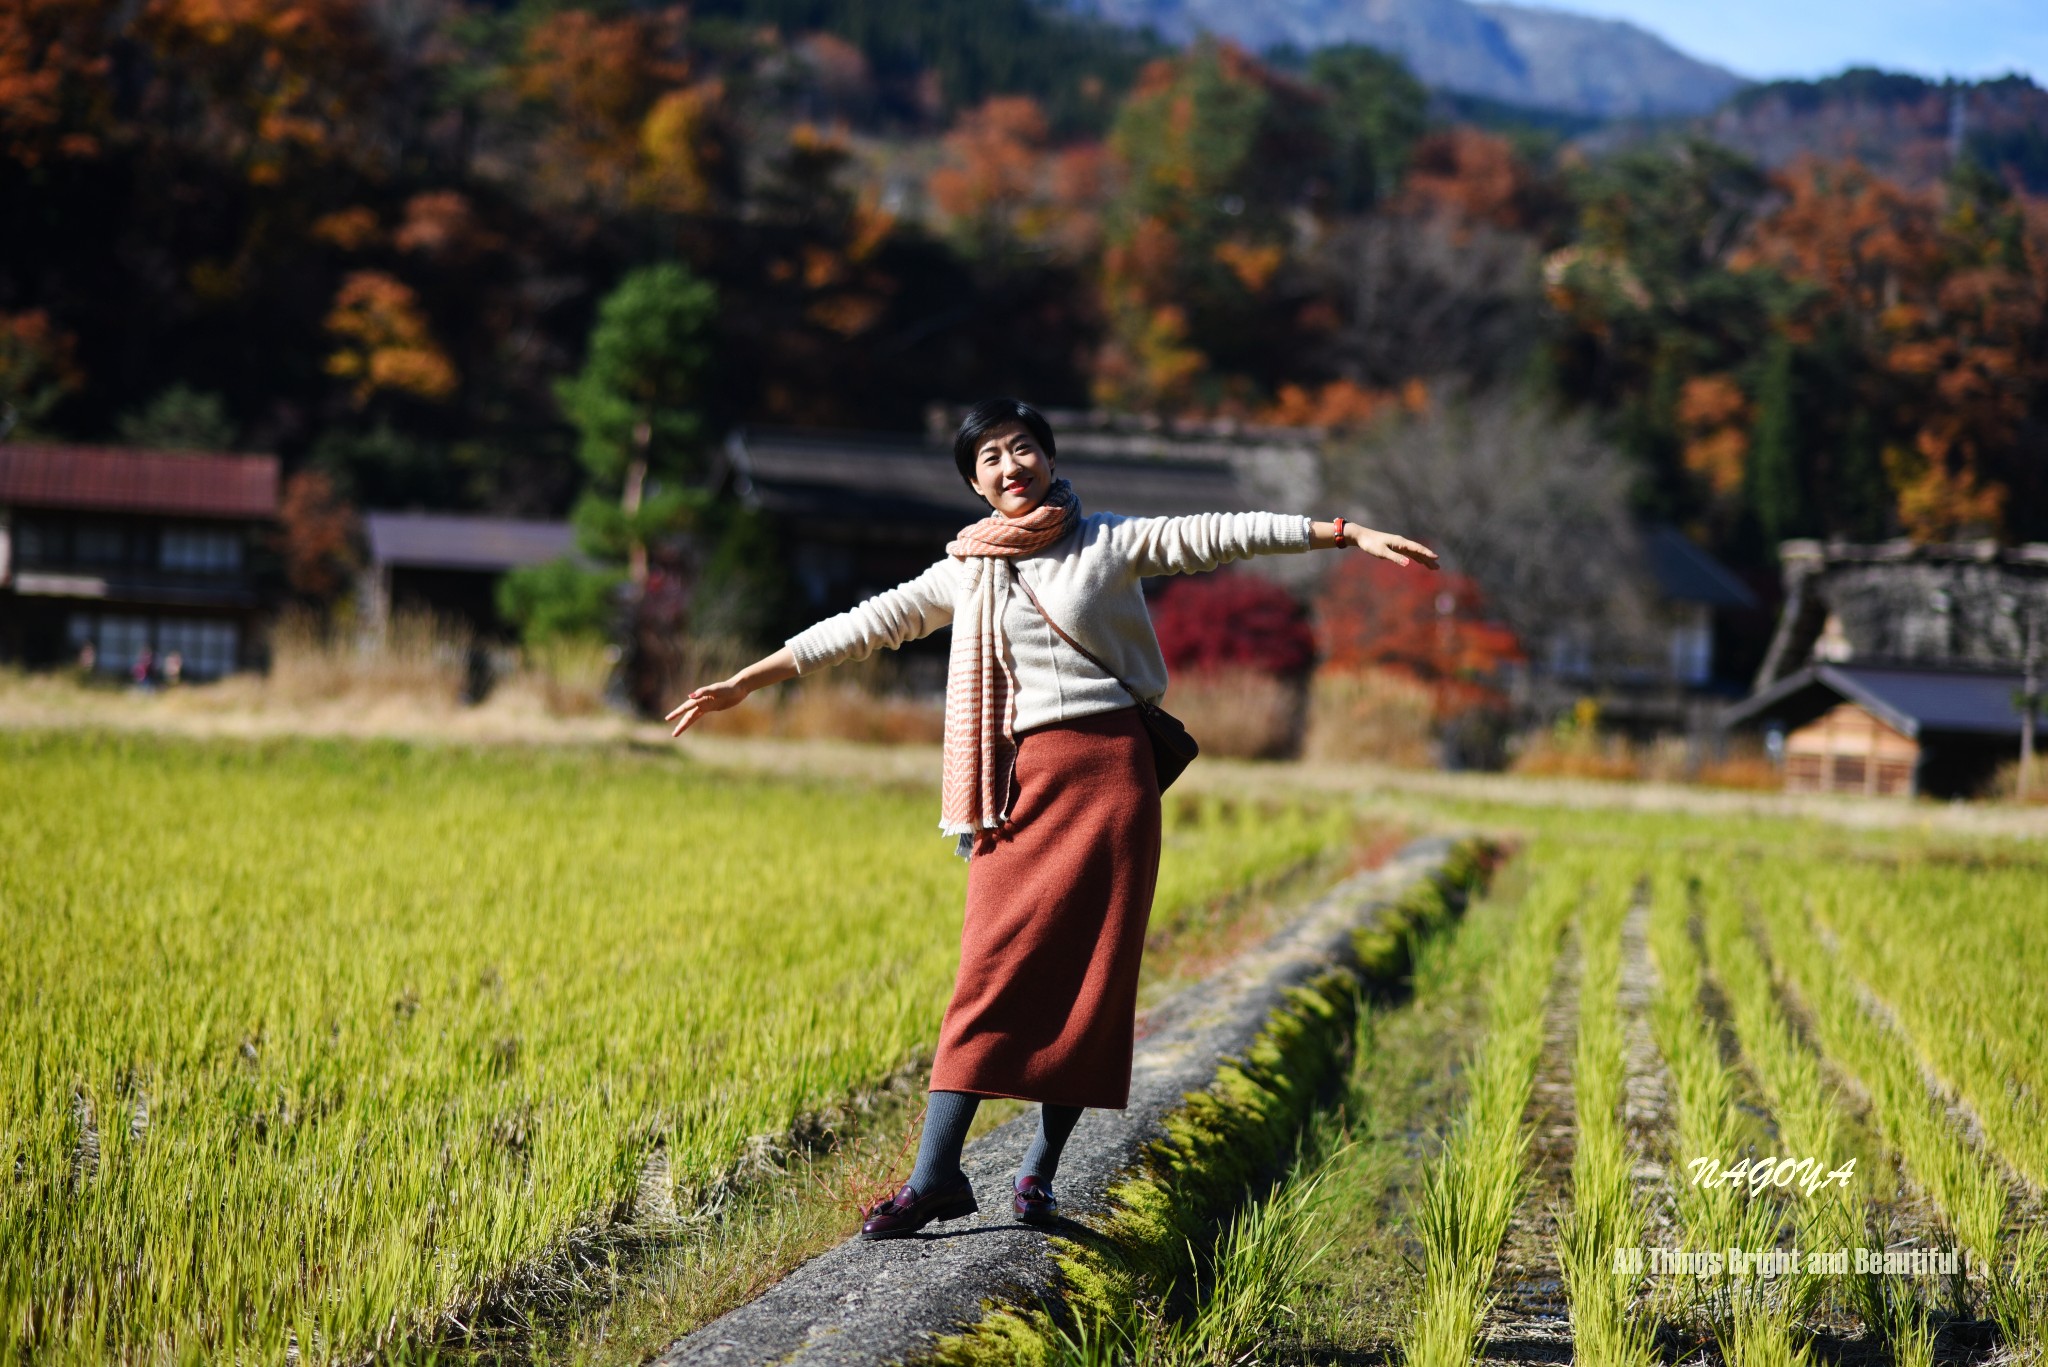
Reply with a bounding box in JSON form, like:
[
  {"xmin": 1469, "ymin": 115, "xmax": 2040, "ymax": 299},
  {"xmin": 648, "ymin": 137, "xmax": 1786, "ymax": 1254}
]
[
  {"xmin": 859, "ymin": 1172, "xmax": 978, "ymax": 1239},
  {"xmin": 1013, "ymin": 1175, "xmax": 1057, "ymax": 1225}
]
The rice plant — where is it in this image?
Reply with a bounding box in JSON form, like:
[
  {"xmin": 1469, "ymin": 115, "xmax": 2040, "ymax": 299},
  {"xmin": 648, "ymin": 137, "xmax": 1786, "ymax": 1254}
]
[
  {"xmin": 1400, "ymin": 846, "xmax": 1574, "ymax": 1367},
  {"xmin": 0, "ymin": 731, "xmax": 1350, "ymax": 1363},
  {"xmin": 1646, "ymin": 855, "xmax": 1803, "ymax": 1363},
  {"xmin": 1744, "ymin": 854, "xmax": 2024, "ymax": 1345}
]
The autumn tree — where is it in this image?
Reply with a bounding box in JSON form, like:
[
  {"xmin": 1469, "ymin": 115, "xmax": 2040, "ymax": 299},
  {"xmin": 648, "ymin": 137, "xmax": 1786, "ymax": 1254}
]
[
  {"xmin": 1093, "ymin": 38, "xmax": 1330, "ymax": 412},
  {"xmin": 0, "ymin": 309, "xmax": 81, "ymax": 432},
  {"xmin": 324, "ymin": 271, "xmax": 458, "ymax": 406},
  {"xmin": 1313, "ymin": 555, "xmax": 1522, "ymax": 718},
  {"xmin": 1325, "ymin": 386, "xmax": 1658, "ymax": 674},
  {"xmin": 1149, "ymin": 570, "xmax": 1316, "ymax": 677},
  {"xmin": 555, "ymin": 262, "xmax": 718, "ymax": 586},
  {"xmin": 1304, "ymin": 45, "xmax": 1426, "ymax": 213},
  {"xmin": 928, "ymin": 95, "xmax": 1057, "ymax": 264},
  {"xmin": 274, "ymin": 469, "xmax": 361, "ymax": 604},
  {"xmin": 0, "ymin": 0, "xmax": 115, "ymax": 166}
]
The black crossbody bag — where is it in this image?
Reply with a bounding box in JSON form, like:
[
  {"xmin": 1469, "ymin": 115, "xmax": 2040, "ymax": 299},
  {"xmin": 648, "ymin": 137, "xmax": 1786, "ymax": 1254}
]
[{"xmin": 1012, "ymin": 572, "xmax": 1199, "ymax": 791}]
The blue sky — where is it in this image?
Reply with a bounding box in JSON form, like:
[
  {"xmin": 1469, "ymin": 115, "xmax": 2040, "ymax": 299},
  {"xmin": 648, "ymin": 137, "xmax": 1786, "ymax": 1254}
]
[{"xmin": 1526, "ymin": 0, "xmax": 2048, "ymax": 85}]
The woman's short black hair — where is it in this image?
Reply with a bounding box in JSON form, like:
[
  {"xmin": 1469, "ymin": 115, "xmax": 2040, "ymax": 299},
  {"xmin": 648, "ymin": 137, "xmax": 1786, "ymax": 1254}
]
[{"xmin": 953, "ymin": 398, "xmax": 1056, "ymax": 490}]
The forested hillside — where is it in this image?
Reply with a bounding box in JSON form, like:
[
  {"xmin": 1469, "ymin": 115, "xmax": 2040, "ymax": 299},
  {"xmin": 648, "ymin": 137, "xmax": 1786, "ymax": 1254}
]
[{"xmin": 4, "ymin": 0, "xmax": 2044, "ymax": 622}]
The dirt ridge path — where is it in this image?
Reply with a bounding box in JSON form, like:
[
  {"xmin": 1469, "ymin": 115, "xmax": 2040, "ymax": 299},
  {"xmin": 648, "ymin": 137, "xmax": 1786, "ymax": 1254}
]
[{"xmin": 651, "ymin": 836, "xmax": 1472, "ymax": 1367}]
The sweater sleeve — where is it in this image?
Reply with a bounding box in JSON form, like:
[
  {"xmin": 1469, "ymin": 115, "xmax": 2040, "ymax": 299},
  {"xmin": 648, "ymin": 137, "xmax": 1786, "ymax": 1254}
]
[
  {"xmin": 1108, "ymin": 511, "xmax": 1315, "ymax": 579},
  {"xmin": 783, "ymin": 558, "xmax": 957, "ymax": 675}
]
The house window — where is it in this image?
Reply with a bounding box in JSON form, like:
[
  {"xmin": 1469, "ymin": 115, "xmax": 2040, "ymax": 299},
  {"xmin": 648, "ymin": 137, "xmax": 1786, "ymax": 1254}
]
[
  {"xmin": 75, "ymin": 524, "xmax": 127, "ymax": 566},
  {"xmin": 162, "ymin": 527, "xmax": 243, "ymax": 573},
  {"xmin": 1668, "ymin": 612, "xmax": 1712, "ymax": 686},
  {"xmin": 157, "ymin": 618, "xmax": 240, "ymax": 678},
  {"xmin": 64, "ymin": 613, "xmax": 241, "ymax": 679},
  {"xmin": 15, "ymin": 520, "xmax": 57, "ymax": 565},
  {"xmin": 68, "ymin": 613, "xmax": 153, "ymax": 673}
]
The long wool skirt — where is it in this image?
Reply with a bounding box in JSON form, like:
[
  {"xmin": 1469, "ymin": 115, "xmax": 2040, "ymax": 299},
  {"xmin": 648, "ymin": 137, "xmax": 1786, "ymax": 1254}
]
[{"xmin": 928, "ymin": 704, "xmax": 1162, "ymax": 1110}]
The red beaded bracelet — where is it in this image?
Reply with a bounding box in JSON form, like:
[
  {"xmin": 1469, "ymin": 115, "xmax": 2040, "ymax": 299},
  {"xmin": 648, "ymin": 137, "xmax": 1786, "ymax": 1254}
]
[{"xmin": 1332, "ymin": 515, "xmax": 1346, "ymax": 549}]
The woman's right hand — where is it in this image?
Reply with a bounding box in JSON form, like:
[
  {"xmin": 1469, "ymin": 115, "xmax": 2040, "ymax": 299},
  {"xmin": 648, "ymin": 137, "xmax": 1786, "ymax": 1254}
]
[{"xmin": 666, "ymin": 677, "xmax": 748, "ymax": 737}]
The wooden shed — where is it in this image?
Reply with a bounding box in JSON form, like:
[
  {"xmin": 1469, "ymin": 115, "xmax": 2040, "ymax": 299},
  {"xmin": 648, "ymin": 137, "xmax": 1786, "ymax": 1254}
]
[
  {"xmin": 1781, "ymin": 700, "xmax": 1918, "ymax": 796},
  {"xmin": 1724, "ymin": 662, "xmax": 2027, "ymax": 799}
]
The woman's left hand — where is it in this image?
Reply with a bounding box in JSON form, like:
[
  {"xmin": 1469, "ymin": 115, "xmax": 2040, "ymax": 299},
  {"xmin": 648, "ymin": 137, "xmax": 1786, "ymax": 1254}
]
[{"xmin": 1351, "ymin": 525, "xmax": 1440, "ymax": 570}]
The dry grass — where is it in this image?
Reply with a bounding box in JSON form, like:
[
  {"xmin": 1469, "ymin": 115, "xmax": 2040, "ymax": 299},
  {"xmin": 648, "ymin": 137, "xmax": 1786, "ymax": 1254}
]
[
  {"xmin": 1987, "ymin": 754, "xmax": 2048, "ymax": 804},
  {"xmin": 491, "ymin": 637, "xmax": 617, "ymax": 718},
  {"xmin": 1165, "ymin": 666, "xmax": 1304, "ymax": 760},
  {"xmin": 266, "ymin": 605, "xmax": 472, "ymax": 708},
  {"xmin": 1510, "ymin": 725, "xmax": 1780, "ymax": 791},
  {"xmin": 695, "ymin": 680, "xmax": 945, "ymax": 744},
  {"xmin": 1301, "ymin": 666, "xmax": 1438, "ymax": 768}
]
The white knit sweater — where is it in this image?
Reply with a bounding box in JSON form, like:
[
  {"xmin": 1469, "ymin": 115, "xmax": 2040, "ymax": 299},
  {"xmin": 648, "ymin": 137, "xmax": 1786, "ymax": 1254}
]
[{"xmin": 783, "ymin": 510, "xmax": 1315, "ymax": 733}]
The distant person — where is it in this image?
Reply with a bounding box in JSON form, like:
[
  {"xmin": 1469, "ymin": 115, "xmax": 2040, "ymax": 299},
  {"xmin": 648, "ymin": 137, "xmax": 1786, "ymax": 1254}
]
[
  {"xmin": 75, "ymin": 641, "xmax": 96, "ymax": 676},
  {"xmin": 163, "ymin": 650, "xmax": 183, "ymax": 687},
  {"xmin": 131, "ymin": 646, "xmax": 155, "ymax": 692},
  {"xmin": 666, "ymin": 397, "xmax": 1438, "ymax": 1239}
]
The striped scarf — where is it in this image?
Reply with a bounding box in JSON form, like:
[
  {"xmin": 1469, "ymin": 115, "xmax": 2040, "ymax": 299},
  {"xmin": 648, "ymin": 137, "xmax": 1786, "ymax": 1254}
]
[{"xmin": 939, "ymin": 476, "xmax": 1082, "ymax": 859}]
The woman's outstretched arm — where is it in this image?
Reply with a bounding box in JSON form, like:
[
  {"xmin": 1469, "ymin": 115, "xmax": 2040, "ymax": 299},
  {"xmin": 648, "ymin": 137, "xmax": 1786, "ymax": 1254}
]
[
  {"xmin": 1308, "ymin": 519, "xmax": 1440, "ymax": 569},
  {"xmin": 666, "ymin": 646, "xmax": 797, "ymax": 737},
  {"xmin": 667, "ymin": 556, "xmax": 959, "ymax": 738},
  {"xmin": 1111, "ymin": 511, "xmax": 1440, "ymax": 577}
]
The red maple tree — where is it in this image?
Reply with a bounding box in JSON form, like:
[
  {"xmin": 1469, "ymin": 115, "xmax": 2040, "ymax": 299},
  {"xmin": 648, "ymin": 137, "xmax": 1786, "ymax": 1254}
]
[
  {"xmin": 1150, "ymin": 569, "xmax": 1315, "ymax": 677},
  {"xmin": 1312, "ymin": 555, "xmax": 1522, "ymax": 718}
]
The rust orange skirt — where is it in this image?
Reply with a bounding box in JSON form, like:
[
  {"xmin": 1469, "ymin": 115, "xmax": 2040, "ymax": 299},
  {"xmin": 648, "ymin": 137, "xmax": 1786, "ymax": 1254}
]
[{"xmin": 928, "ymin": 704, "xmax": 1162, "ymax": 1110}]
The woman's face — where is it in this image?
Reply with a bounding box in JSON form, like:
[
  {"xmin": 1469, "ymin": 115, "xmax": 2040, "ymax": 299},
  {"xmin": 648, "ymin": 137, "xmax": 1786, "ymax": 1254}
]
[{"xmin": 969, "ymin": 422, "xmax": 1055, "ymax": 519}]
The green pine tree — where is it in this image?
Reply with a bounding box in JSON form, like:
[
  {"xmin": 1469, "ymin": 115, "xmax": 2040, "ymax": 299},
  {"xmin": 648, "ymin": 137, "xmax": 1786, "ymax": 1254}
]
[
  {"xmin": 1747, "ymin": 334, "xmax": 1807, "ymax": 554},
  {"xmin": 554, "ymin": 262, "xmax": 719, "ymax": 586}
]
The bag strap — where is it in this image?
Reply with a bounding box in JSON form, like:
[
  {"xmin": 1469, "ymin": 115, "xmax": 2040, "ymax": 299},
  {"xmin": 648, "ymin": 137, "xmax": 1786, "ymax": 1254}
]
[{"xmin": 1010, "ymin": 566, "xmax": 1148, "ymax": 707}]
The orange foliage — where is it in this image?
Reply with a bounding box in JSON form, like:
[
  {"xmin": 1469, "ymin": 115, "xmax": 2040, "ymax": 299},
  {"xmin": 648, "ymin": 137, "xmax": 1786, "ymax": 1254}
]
[
  {"xmin": 517, "ymin": 6, "xmax": 691, "ymax": 206},
  {"xmin": 139, "ymin": 0, "xmax": 376, "ymax": 182},
  {"xmin": 274, "ymin": 468, "xmax": 360, "ymax": 599},
  {"xmin": 323, "ymin": 271, "xmax": 457, "ymax": 404},
  {"xmin": 1313, "ymin": 554, "xmax": 1523, "ymax": 719},
  {"xmin": 0, "ymin": 0, "xmax": 114, "ymax": 165},
  {"xmin": 0, "ymin": 308, "xmax": 84, "ymax": 422},
  {"xmin": 1213, "ymin": 237, "xmax": 1283, "ymax": 292},
  {"xmin": 1733, "ymin": 158, "xmax": 1939, "ymax": 317},
  {"xmin": 929, "ymin": 95, "xmax": 1049, "ymax": 230},
  {"xmin": 394, "ymin": 191, "xmax": 500, "ymax": 259},
  {"xmin": 1738, "ymin": 156, "xmax": 2048, "ymax": 539},
  {"xmin": 1399, "ymin": 127, "xmax": 1532, "ymax": 231},
  {"xmin": 1258, "ymin": 378, "xmax": 1394, "ymax": 430},
  {"xmin": 1676, "ymin": 373, "xmax": 1750, "ymax": 498},
  {"xmin": 1094, "ymin": 210, "xmax": 1211, "ymax": 411},
  {"xmin": 1093, "ymin": 39, "xmax": 1316, "ymax": 414},
  {"xmin": 311, "ymin": 205, "xmax": 380, "ymax": 250}
]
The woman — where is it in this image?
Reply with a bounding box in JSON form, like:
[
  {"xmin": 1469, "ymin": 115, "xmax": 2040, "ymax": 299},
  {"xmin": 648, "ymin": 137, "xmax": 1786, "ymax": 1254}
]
[{"xmin": 665, "ymin": 398, "xmax": 1438, "ymax": 1238}]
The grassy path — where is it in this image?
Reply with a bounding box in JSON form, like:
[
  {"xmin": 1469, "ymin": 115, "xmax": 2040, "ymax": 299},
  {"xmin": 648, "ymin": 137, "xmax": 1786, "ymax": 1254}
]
[{"xmin": 1558, "ymin": 859, "xmax": 1654, "ymax": 1367}]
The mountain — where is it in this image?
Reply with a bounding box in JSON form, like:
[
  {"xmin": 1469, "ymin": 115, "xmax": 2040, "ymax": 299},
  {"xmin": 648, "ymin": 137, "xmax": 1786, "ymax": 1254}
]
[
  {"xmin": 1058, "ymin": 0, "xmax": 1746, "ymax": 117},
  {"xmin": 1701, "ymin": 70, "xmax": 2048, "ymax": 192}
]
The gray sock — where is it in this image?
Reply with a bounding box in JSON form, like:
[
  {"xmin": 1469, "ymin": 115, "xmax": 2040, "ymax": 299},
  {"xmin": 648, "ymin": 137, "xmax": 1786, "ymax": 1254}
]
[
  {"xmin": 1018, "ymin": 1104, "xmax": 1084, "ymax": 1183},
  {"xmin": 906, "ymin": 1090, "xmax": 980, "ymax": 1194}
]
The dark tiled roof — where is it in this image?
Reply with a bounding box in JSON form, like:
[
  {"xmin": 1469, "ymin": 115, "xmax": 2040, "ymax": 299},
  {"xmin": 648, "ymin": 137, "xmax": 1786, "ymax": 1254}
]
[
  {"xmin": 365, "ymin": 512, "xmax": 577, "ymax": 571},
  {"xmin": 1643, "ymin": 523, "xmax": 1758, "ymax": 609},
  {"xmin": 729, "ymin": 428, "xmax": 1249, "ymax": 527},
  {"xmin": 0, "ymin": 443, "xmax": 278, "ymax": 518},
  {"xmin": 1724, "ymin": 663, "xmax": 2028, "ymax": 738}
]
